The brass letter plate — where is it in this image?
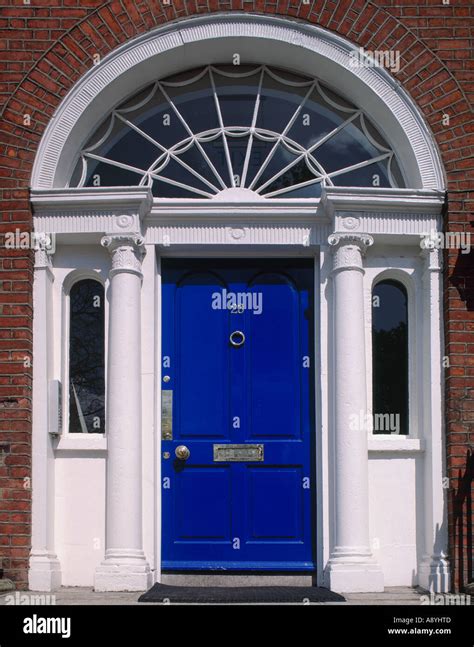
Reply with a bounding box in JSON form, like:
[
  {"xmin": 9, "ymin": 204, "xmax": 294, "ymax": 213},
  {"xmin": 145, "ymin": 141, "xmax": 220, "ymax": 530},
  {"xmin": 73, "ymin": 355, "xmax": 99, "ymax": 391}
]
[
  {"xmin": 161, "ymin": 390, "xmax": 173, "ymax": 440},
  {"xmin": 213, "ymin": 444, "xmax": 264, "ymax": 462}
]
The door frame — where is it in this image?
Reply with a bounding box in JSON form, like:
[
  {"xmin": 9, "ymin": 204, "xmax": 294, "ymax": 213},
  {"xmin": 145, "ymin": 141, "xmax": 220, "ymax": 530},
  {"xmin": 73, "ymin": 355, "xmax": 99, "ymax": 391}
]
[{"xmin": 154, "ymin": 247, "xmax": 325, "ymax": 584}]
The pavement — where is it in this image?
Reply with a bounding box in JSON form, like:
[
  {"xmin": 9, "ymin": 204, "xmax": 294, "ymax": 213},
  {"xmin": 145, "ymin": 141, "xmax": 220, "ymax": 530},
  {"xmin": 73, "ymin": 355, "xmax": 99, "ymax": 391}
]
[{"xmin": 0, "ymin": 586, "xmax": 433, "ymax": 605}]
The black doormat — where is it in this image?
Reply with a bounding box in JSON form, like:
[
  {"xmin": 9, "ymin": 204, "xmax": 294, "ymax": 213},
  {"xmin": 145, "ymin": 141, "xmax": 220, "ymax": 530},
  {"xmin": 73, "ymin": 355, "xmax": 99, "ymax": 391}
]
[{"xmin": 138, "ymin": 583, "xmax": 345, "ymax": 603}]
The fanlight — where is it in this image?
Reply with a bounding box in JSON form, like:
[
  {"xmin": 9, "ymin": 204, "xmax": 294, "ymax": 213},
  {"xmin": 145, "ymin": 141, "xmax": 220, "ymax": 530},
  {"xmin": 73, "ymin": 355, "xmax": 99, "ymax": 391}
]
[{"xmin": 70, "ymin": 65, "xmax": 405, "ymax": 198}]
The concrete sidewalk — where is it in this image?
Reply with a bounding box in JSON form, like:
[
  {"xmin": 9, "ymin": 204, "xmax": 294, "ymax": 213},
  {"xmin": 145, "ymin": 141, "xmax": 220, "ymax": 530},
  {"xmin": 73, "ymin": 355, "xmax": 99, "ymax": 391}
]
[{"xmin": 0, "ymin": 586, "xmax": 429, "ymax": 605}]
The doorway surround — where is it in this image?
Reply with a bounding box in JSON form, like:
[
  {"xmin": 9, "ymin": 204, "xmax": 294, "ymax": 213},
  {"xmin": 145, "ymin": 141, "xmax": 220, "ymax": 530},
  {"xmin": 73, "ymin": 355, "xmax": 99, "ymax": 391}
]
[{"xmin": 29, "ymin": 13, "xmax": 448, "ymax": 593}]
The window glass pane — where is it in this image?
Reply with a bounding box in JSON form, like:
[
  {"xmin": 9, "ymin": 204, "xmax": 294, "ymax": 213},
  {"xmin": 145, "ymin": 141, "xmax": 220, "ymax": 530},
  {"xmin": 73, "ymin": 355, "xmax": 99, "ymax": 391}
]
[
  {"xmin": 245, "ymin": 138, "xmax": 279, "ymax": 188},
  {"xmin": 363, "ymin": 115, "xmax": 391, "ymax": 149},
  {"xmin": 318, "ymin": 83, "xmax": 356, "ymax": 112},
  {"xmin": 177, "ymin": 143, "xmax": 223, "ymax": 190},
  {"xmin": 315, "ymin": 115, "xmax": 388, "ymax": 174},
  {"xmin": 84, "ymin": 160, "xmax": 145, "ymax": 187},
  {"xmin": 156, "ymin": 157, "xmax": 214, "ymax": 196},
  {"xmin": 213, "ymin": 66, "xmax": 260, "ymax": 126},
  {"xmin": 389, "ymin": 155, "xmax": 405, "ymax": 187},
  {"xmin": 260, "ymin": 156, "xmax": 316, "ymax": 196},
  {"xmin": 266, "ymin": 181, "xmax": 323, "ymax": 199},
  {"xmin": 256, "ymin": 70, "xmax": 310, "ymax": 133},
  {"xmin": 286, "ymin": 88, "xmax": 351, "ymax": 148},
  {"xmin": 86, "ymin": 116, "xmax": 159, "ymax": 171},
  {"xmin": 69, "ymin": 156, "xmax": 84, "ymax": 187},
  {"xmin": 162, "ymin": 68, "xmax": 220, "ymax": 134},
  {"xmin": 330, "ymin": 158, "xmax": 392, "ymax": 188},
  {"xmin": 69, "ymin": 279, "xmax": 105, "ymax": 434},
  {"xmin": 241, "ymin": 137, "xmax": 273, "ymax": 187},
  {"xmin": 252, "ymin": 142, "xmax": 302, "ymax": 191},
  {"xmin": 85, "ymin": 114, "xmax": 115, "ymax": 150},
  {"xmin": 118, "ymin": 85, "xmax": 189, "ymax": 149},
  {"xmin": 226, "ymin": 134, "xmax": 251, "ymax": 186},
  {"xmin": 151, "ymin": 179, "xmax": 202, "ymax": 199},
  {"xmin": 372, "ymin": 280, "xmax": 408, "ymax": 435},
  {"xmin": 199, "ymin": 135, "xmax": 232, "ymax": 187}
]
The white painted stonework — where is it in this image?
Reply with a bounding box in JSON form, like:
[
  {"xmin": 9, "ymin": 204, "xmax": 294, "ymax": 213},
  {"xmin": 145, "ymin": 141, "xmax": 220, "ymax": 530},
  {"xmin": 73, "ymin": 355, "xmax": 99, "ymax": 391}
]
[
  {"xmin": 94, "ymin": 234, "xmax": 152, "ymax": 592},
  {"xmin": 324, "ymin": 232, "xmax": 384, "ymax": 593},
  {"xmin": 28, "ymin": 15, "xmax": 450, "ymax": 593}
]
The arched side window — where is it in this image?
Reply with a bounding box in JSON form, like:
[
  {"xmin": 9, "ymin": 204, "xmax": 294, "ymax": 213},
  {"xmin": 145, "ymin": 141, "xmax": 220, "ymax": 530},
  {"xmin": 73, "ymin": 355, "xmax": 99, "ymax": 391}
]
[
  {"xmin": 69, "ymin": 64, "xmax": 405, "ymax": 198},
  {"xmin": 372, "ymin": 279, "xmax": 408, "ymax": 435},
  {"xmin": 69, "ymin": 279, "xmax": 105, "ymax": 434}
]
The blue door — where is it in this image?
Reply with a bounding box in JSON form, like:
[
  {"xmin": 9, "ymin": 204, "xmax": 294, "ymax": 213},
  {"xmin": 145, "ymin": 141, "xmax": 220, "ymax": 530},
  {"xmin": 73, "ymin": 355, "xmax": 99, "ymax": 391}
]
[{"xmin": 161, "ymin": 259, "xmax": 315, "ymax": 571}]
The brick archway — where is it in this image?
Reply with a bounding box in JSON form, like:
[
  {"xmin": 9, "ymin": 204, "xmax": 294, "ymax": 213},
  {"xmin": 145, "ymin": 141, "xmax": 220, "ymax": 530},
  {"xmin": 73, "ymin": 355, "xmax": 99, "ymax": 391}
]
[{"xmin": 1, "ymin": 2, "xmax": 471, "ymax": 190}]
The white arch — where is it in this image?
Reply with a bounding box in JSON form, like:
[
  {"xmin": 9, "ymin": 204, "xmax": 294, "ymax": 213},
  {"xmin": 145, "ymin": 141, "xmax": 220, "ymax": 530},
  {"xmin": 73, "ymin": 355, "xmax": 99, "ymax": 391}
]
[{"xmin": 31, "ymin": 13, "xmax": 446, "ymax": 191}]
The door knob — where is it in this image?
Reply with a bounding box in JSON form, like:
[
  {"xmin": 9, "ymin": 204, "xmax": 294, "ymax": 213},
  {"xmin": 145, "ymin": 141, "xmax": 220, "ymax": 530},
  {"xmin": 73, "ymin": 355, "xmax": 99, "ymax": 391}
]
[
  {"xmin": 229, "ymin": 330, "xmax": 245, "ymax": 347},
  {"xmin": 175, "ymin": 445, "xmax": 190, "ymax": 461}
]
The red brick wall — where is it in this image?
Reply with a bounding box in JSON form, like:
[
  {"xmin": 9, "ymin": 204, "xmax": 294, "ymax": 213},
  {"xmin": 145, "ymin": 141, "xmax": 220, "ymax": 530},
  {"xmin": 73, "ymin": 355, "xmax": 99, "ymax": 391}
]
[
  {"xmin": 0, "ymin": 190, "xmax": 33, "ymax": 589},
  {"xmin": 0, "ymin": 0, "xmax": 472, "ymax": 590}
]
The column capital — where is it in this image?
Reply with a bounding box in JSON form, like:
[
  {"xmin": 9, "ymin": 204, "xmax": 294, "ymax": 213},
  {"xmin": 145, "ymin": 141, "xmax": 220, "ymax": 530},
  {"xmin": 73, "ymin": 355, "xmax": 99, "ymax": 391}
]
[
  {"xmin": 101, "ymin": 234, "xmax": 146, "ymax": 278},
  {"xmin": 34, "ymin": 233, "xmax": 55, "ymax": 275},
  {"xmin": 328, "ymin": 232, "xmax": 374, "ymax": 273}
]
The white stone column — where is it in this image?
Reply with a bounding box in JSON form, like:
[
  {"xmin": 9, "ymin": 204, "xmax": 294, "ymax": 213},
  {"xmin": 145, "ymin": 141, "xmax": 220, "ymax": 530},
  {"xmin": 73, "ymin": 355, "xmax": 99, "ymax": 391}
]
[
  {"xmin": 94, "ymin": 234, "xmax": 152, "ymax": 592},
  {"xmin": 324, "ymin": 232, "xmax": 384, "ymax": 593},
  {"xmin": 29, "ymin": 237, "xmax": 61, "ymax": 591},
  {"xmin": 418, "ymin": 237, "xmax": 450, "ymax": 592}
]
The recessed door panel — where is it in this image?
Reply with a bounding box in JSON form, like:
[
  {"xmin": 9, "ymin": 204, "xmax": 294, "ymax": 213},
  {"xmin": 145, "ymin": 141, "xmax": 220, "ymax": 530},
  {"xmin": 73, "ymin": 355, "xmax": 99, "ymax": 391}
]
[
  {"xmin": 246, "ymin": 467, "xmax": 303, "ymax": 540},
  {"xmin": 176, "ymin": 272, "xmax": 230, "ymax": 439},
  {"xmin": 175, "ymin": 467, "xmax": 232, "ymax": 540},
  {"xmin": 247, "ymin": 273, "xmax": 300, "ymax": 439}
]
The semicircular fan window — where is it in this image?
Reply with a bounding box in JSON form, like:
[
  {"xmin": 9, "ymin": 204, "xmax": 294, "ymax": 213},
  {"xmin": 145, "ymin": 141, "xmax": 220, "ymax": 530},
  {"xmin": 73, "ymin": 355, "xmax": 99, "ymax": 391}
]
[{"xmin": 70, "ymin": 65, "xmax": 405, "ymax": 198}]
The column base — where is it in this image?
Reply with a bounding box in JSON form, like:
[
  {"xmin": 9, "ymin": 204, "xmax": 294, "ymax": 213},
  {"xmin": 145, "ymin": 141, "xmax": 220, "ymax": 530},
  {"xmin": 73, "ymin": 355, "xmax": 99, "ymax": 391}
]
[
  {"xmin": 418, "ymin": 554, "xmax": 450, "ymax": 593},
  {"xmin": 28, "ymin": 550, "xmax": 61, "ymax": 592},
  {"xmin": 324, "ymin": 548, "xmax": 384, "ymax": 593},
  {"xmin": 94, "ymin": 549, "xmax": 152, "ymax": 592}
]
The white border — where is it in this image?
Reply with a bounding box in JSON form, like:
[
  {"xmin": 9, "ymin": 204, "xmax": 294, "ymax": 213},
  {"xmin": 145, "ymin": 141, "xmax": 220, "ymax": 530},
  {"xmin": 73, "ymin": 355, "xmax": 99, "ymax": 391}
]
[
  {"xmin": 155, "ymin": 249, "xmax": 322, "ymax": 582},
  {"xmin": 57, "ymin": 270, "xmax": 108, "ymax": 451},
  {"xmin": 368, "ymin": 267, "xmax": 417, "ymax": 439}
]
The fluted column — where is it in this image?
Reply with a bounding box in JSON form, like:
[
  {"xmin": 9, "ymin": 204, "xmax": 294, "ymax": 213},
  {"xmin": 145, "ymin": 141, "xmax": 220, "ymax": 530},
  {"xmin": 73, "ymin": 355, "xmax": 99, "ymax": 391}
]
[
  {"xmin": 94, "ymin": 234, "xmax": 152, "ymax": 592},
  {"xmin": 324, "ymin": 232, "xmax": 384, "ymax": 593},
  {"xmin": 418, "ymin": 236, "xmax": 450, "ymax": 592}
]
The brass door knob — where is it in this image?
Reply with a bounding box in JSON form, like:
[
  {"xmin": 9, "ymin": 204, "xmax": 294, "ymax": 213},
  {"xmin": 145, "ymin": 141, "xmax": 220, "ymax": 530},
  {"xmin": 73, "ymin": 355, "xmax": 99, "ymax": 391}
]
[{"xmin": 175, "ymin": 445, "xmax": 190, "ymax": 461}]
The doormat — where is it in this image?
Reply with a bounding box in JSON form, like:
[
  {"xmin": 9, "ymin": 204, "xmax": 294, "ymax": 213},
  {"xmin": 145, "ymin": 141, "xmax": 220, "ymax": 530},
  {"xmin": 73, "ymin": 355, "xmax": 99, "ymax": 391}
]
[{"xmin": 138, "ymin": 583, "xmax": 345, "ymax": 603}]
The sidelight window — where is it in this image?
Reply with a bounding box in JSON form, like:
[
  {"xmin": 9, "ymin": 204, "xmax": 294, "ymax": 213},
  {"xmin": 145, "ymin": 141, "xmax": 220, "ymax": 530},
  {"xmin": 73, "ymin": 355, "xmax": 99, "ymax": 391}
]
[
  {"xmin": 372, "ymin": 279, "xmax": 409, "ymax": 435},
  {"xmin": 68, "ymin": 279, "xmax": 105, "ymax": 434}
]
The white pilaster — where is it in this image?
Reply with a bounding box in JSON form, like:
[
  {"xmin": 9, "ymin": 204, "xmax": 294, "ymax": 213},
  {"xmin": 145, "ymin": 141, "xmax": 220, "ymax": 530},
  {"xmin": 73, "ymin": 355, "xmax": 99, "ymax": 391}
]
[
  {"xmin": 94, "ymin": 234, "xmax": 152, "ymax": 592},
  {"xmin": 29, "ymin": 239, "xmax": 61, "ymax": 591},
  {"xmin": 418, "ymin": 237, "xmax": 450, "ymax": 592},
  {"xmin": 324, "ymin": 233, "xmax": 384, "ymax": 593}
]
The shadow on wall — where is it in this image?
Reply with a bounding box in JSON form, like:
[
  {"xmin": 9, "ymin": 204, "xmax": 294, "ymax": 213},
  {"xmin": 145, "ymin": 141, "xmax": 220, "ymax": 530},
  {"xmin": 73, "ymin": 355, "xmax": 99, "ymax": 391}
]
[
  {"xmin": 449, "ymin": 244, "xmax": 473, "ymax": 592},
  {"xmin": 451, "ymin": 450, "xmax": 474, "ymax": 592},
  {"xmin": 450, "ymin": 241, "xmax": 474, "ymax": 310}
]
